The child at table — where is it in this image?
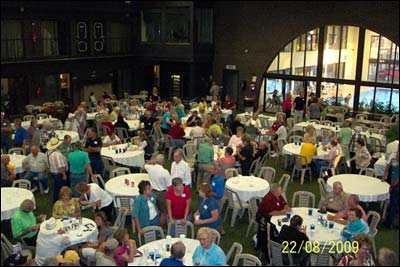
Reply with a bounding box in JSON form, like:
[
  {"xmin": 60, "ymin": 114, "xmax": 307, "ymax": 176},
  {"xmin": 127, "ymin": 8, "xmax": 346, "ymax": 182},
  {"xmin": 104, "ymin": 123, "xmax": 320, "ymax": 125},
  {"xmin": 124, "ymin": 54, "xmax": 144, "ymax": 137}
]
[{"xmin": 113, "ymin": 228, "xmax": 137, "ymax": 266}]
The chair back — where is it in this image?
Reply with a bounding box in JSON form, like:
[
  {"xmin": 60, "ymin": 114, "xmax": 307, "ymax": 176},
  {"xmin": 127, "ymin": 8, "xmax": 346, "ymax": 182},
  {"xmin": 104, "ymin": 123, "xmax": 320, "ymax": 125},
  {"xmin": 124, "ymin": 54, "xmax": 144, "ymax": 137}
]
[
  {"xmin": 359, "ymin": 168, "xmax": 376, "ymax": 177},
  {"xmin": 114, "ymin": 195, "xmax": 136, "ymax": 233},
  {"xmin": 8, "ymin": 148, "xmax": 24, "ymax": 155},
  {"xmin": 259, "ymin": 117, "xmax": 269, "ymax": 128},
  {"xmin": 314, "ymin": 245, "xmax": 332, "ymax": 266},
  {"xmin": 248, "ymin": 196, "xmax": 262, "ymax": 223},
  {"xmin": 90, "ymin": 174, "xmax": 105, "ymax": 188},
  {"xmin": 208, "ymin": 227, "xmax": 221, "ymax": 245},
  {"xmin": 226, "ymin": 188, "xmax": 244, "ymax": 209},
  {"xmin": 1, "ymin": 233, "xmax": 13, "ymax": 258},
  {"xmin": 320, "ymin": 120, "xmax": 333, "ymax": 126},
  {"xmin": 113, "ymin": 207, "xmax": 128, "ymax": 229},
  {"xmin": 356, "ymin": 114, "xmax": 368, "ymax": 120},
  {"xmin": 111, "ymin": 167, "xmax": 131, "ymax": 178},
  {"xmin": 289, "ymin": 135, "xmax": 303, "ymax": 143},
  {"xmin": 292, "ymin": 191, "xmax": 315, "ymax": 208},
  {"xmin": 23, "ymin": 115, "xmax": 35, "ymax": 121},
  {"xmin": 317, "ymin": 178, "xmax": 328, "ymax": 200},
  {"xmin": 139, "ymin": 226, "xmax": 165, "ymax": 246},
  {"xmin": 309, "ymin": 119, "xmax": 320, "ymax": 124},
  {"xmin": 249, "ymin": 157, "xmax": 261, "ymax": 175},
  {"xmin": 268, "ymin": 239, "xmax": 293, "ymax": 266},
  {"xmin": 224, "ymin": 168, "xmax": 239, "ymax": 180},
  {"xmin": 167, "ymin": 220, "xmax": 195, "ymax": 239},
  {"xmin": 286, "ymin": 117, "xmax": 295, "ymax": 131},
  {"xmin": 140, "ymin": 90, "xmax": 148, "ymax": 97},
  {"xmin": 183, "ymin": 143, "xmax": 197, "ymax": 162},
  {"xmin": 276, "ymin": 138, "xmax": 287, "ymax": 155},
  {"xmin": 293, "ymin": 154, "xmax": 309, "ymax": 169},
  {"xmin": 278, "ymin": 174, "xmax": 291, "ymax": 201},
  {"xmin": 258, "ymin": 166, "xmax": 275, "ymax": 183},
  {"xmin": 226, "ymin": 242, "xmax": 243, "ymax": 265},
  {"xmin": 12, "ymin": 179, "xmax": 31, "ymax": 190},
  {"xmin": 367, "ymin": 211, "xmax": 381, "ymax": 232},
  {"xmin": 36, "ymin": 113, "xmax": 49, "ymax": 120},
  {"xmin": 115, "ymin": 127, "xmax": 129, "ymax": 142},
  {"xmin": 232, "ymin": 253, "xmax": 262, "ymax": 266}
]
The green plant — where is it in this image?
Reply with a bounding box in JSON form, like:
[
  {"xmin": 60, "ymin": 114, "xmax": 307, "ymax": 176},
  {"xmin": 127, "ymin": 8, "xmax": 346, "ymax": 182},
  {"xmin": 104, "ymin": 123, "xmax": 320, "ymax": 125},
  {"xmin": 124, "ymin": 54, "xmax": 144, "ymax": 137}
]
[{"xmin": 385, "ymin": 123, "xmax": 399, "ymax": 143}]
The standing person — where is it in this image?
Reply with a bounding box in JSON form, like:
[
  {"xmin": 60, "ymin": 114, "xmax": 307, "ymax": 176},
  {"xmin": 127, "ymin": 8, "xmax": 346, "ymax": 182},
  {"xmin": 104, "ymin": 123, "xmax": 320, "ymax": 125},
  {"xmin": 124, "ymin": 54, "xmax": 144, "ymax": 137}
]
[
  {"xmin": 348, "ymin": 127, "xmax": 367, "ymax": 173},
  {"xmin": 236, "ymin": 135, "xmax": 254, "ymax": 175},
  {"xmin": 209, "ymin": 162, "xmax": 226, "ymax": 235},
  {"xmin": 13, "ymin": 119, "xmax": 28, "ymax": 153},
  {"xmin": 1, "ymin": 154, "xmax": 16, "ymax": 187},
  {"xmin": 144, "ymin": 154, "xmax": 172, "ymax": 228},
  {"xmin": 46, "ymin": 137, "xmax": 68, "ymax": 203},
  {"xmin": 58, "ymin": 135, "xmax": 72, "ymax": 159},
  {"xmin": 382, "ymin": 148, "xmax": 399, "ymax": 229},
  {"xmin": 308, "ymin": 96, "xmax": 322, "ymax": 120},
  {"xmin": 133, "ymin": 180, "xmax": 160, "ymax": 235},
  {"xmin": 89, "ymin": 92, "xmax": 98, "ymax": 108},
  {"xmin": 197, "ymin": 138, "xmax": 214, "ymax": 186},
  {"xmin": 209, "ymin": 81, "xmax": 220, "ymax": 98},
  {"xmin": 22, "ymin": 144, "xmax": 49, "ymax": 193},
  {"xmin": 149, "ymin": 86, "xmax": 161, "ymax": 103},
  {"xmin": 293, "ymin": 91, "xmax": 306, "ymax": 123},
  {"xmin": 165, "ymin": 177, "xmax": 192, "ymax": 237},
  {"xmin": 223, "ymin": 95, "xmax": 237, "ymax": 121},
  {"xmin": 282, "ymin": 93, "xmax": 292, "ymax": 119},
  {"xmin": 68, "ymin": 142, "xmax": 96, "ymax": 197},
  {"xmin": 74, "ymin": 105, "xmax": 87, "ymax": 139},
  {"xmin": 171, "ymin": 149, "xmax": 192, "ymax": 187},
  {"xmin": 194, "ymin": 183, "xmax": 220, "ymax": 230},
  {"xmin": 76, "ymin": 182, "xmax": 113, "ymax": 220},
  {"xmin": 84, "ymin": 127, "xmax": 104, "ymax": 176},
  {"xmin": 26, "ymin": 119, "xmax": 41, "ymax": 149},
  {"xmin": 192, "ymin": 227, "xmax": 226, "ymax": 266},
  {"xmin": 140, "ymin": 111, "xmax": 156, "ymax": 136}
]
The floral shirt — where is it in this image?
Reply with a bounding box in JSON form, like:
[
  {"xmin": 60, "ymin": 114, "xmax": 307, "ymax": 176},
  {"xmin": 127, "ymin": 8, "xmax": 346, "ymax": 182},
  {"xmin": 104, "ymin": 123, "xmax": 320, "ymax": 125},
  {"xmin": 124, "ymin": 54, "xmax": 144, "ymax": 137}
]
[{"xmin": 52, "ymin": 198, "xmax": 80, "ymax": 218}]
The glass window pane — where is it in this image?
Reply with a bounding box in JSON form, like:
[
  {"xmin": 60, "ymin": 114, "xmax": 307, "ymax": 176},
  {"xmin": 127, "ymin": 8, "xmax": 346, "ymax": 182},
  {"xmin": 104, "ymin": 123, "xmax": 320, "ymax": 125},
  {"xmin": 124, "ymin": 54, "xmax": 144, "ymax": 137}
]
[
  {"xmin": 394, "ymin": 47, "xmax": 399, "ymax": 84},
  {"xmin": 265, "ymin": 78, "xmax": 283, "ymax": 111},
  {"xmin": 390, "ymin": 89, "xmax": 399, "ymax": 112},
  {"xmin": 340, "ymin": 26, "xmax": 359, "ymax": 80},
  {"xmin": 267, "ymin": 56, "xmax": 278, "ymax": 73},
  {"xmin": 362, "ymin": 30, "xmax": 379, "ymax": 82},
  {"xmin": 165, "ymin": 7, "xmax": 190, "ymax": 43},
  {"xmin": 305, "ymin": 29, "xmax": 318, "ymax": 77},
  {"xmin": 1, "ymin": 20, "xmax": 23, "ymax": 59},
  {"xmin": 141, "ymin": 9, "xmax": 161, "ymax": 42},
  {"xmin": 323, "ymin": 26, "xmax": 341, "ymax": 78},
  {"xmin": 292, "ymin": 35, "xmax": 305, "ymax": 75},
  {"xmin": 279, "ymin": 43, "xmax": 291, "ymax": 74},
  {"xmin": 337, "ymin": 84, "xmax": 355, "ymax": 111},
  {"xmin": 359, "ymin": 86, "xmax": 374, "ymax": 112},
  {"xmin": 374, "ymin": 87, "xmax": 392, "ymax": 114},
  {"xmin": 321, "ymin": 82, "xmax": 337, "ymax": 106}
]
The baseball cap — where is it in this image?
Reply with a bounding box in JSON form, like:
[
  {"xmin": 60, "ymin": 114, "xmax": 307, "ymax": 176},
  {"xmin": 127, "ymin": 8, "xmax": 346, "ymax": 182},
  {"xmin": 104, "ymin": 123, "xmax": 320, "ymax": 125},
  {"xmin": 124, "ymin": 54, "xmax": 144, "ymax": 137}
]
[{"xmin": 56, "ymin": 250, "xmax": 80, "ymax": 263}]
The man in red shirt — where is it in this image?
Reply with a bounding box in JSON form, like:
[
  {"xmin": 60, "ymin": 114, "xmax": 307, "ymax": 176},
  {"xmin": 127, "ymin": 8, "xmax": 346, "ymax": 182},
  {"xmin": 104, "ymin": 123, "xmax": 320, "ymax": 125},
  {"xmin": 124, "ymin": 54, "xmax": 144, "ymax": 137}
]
[
  {"xmin": 168, "ymin": 120, "xmax": 186, "ymax": 148},
  {"xmin": 165, "ymin": 177, "xmax": 192, "ymax": 237},
  {"xmin": 223, "ymin": 95, "xmax": 237, "ymax": 121}
]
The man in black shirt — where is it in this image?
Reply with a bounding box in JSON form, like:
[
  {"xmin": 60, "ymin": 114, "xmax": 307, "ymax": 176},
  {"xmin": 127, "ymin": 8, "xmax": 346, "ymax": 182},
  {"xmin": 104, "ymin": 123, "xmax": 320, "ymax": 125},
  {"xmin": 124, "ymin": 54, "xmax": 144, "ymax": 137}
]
[
  {"xmin": 186, "ymin": 110, "xmax": 202, "ymax": 127},
  {"xmin": 293, "ymin": 91, "xmax": 306, "ymax": 123},
  {"xmin": 140, "ymin": 111, "xmax": 156, "ymax": 136},
  {"xmin": 229, "ymin": 115, "xmax": 245, "ymax": 135},
  {"xmin": 236, "ymin": 135, "xmax": 254, "ymax": 175},
  {"xmin": 84, "ymin": 127, "xmax": 104, "ymax": 176}
]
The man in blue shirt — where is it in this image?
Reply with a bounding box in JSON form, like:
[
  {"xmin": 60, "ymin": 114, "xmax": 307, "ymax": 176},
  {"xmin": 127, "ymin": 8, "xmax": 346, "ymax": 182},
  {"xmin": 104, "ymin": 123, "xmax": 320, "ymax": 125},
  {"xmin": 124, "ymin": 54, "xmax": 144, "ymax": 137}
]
[
  {"xmin": 161, "ymin": 110, "xmax": 174, "ymax": 134},
  {"xmin": 13, "ymin": 119, "xmax": 28, "ymax": 153},
  {"xmin": 192, "ymin": 227, "xmax": 226, "ymax": 266}
]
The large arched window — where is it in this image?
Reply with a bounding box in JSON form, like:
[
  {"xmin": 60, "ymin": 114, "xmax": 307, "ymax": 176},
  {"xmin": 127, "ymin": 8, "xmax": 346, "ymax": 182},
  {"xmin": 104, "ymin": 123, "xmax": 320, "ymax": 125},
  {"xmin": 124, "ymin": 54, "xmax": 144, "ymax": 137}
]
[{"xmin": 260, "ymin": 25, "xmax": 399, "ymax": 115}]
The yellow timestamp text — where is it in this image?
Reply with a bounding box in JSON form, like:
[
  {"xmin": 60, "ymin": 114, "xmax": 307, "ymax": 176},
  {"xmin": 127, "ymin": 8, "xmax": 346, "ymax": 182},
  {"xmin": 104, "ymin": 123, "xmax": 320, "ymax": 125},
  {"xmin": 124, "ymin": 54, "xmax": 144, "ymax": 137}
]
[{"xmin": 282, "ymin": 240, "xmax": 359, "ymax": 254}]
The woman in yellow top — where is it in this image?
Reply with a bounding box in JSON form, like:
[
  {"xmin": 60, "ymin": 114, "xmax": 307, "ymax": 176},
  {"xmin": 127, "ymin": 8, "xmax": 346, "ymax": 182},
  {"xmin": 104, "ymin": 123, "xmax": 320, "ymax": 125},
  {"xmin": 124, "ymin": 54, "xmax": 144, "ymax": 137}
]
[{"xmin": 52, "ymin": 186, "xmax": 81, "ymax": 219}]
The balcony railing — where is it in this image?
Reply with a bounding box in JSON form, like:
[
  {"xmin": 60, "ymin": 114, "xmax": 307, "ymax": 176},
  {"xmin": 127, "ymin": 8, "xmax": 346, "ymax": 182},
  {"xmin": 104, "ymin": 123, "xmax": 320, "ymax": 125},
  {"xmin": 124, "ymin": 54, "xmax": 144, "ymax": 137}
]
[{"xmin": 1, "ymin": 37, "xmax": 132, "ymax": 61}]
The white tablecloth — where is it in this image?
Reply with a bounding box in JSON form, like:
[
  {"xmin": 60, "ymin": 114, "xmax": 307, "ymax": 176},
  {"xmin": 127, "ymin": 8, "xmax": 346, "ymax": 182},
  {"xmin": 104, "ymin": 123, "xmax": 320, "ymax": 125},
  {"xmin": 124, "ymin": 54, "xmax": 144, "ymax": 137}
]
[
  {"xmin": 374, "ymin": 157, "xmax": 387, "ymax": 177},
  {"xmin": 9, "ymin": 154, "xmax": 26, "ymax": 175},
  {"xmin": 1, "ymin": 188, "xmax": 36, "ymax": 221},
  {"xmin": 55, "ymin": 130, "xmax": 79, "ymax": 143},
  {"xmin": 129, "ymin": 237, "xmax": 200, "ymax": 266},
  {"xmin": 113, "ymin": 119, "xmax": 140, "ymax": 131},
  {"xmin": 101, "ymin": 144, "xmax": 145, "ymax": 167},
  {"xmin": 19, "ymin": 118, "xmax": 60, "ymax": 129},
  {"xmin": 270, "ymin": 207, "xmax": 345, "ymax": 244},
  {"xmin": 226, "ymin": 176, "xmax": 270, "ymax": 202},
  {"xmin": 237, "ymin": 113, "xmax": 276, "ymax": 127},
  {"xmin": 86, "ymin": 112, "xmax": 100, "ymax": 121},
  {"xmin": 105, "ymin": 174, "xmax": 150, "ymax": 207},
  {"xmin": 327, "ymin": 174, "xmax": 390, "ymax": 202},
  {"xmin": 282, "ymin": 143, "xmax": 328, "ymax": 160}
]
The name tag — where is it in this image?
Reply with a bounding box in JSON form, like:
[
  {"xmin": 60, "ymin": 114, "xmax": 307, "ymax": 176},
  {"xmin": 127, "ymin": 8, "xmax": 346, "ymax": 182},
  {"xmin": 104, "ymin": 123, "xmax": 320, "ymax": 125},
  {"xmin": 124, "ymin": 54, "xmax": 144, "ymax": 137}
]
[
  {"xmin": 329, "ymin": 198, "xmax": 334, "ymax": 202},
  {"xmin": 203, "ymin": 205, "xmax": 208, "ymax": 210},
  {"xmin": 212, "ymin": 182, "xmax": 216, "ymax": 187},
  {"xmin": 181, "ymin": 193, "xmax": 186, "ymax": 198},
  {"xmin": 150, "ymin": 197, "xmax": 154, "ymax": 202},
  {"xmin": 94, "ymin": 141, "xmax": 98, "ymax": 145},
  {"xmin": 276, "ymin": 202, "xmax": 280, "ymax": 206}
]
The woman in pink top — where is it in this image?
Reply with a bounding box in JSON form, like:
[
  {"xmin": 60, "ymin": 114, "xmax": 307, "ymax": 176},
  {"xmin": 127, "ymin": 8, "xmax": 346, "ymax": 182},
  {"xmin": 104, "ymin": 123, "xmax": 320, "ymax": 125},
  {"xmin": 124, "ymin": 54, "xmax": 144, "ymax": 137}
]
[{"xmin": 282, "ymin": 93, "xmax": 292, "ymax": 119}]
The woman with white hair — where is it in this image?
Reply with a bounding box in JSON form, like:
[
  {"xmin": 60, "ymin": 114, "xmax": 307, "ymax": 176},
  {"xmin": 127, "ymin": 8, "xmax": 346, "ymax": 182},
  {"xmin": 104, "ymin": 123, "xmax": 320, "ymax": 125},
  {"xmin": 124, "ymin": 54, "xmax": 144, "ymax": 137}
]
[{"xmin": 192, "ymin": 227, "xmax": 226, "ymax": 266}]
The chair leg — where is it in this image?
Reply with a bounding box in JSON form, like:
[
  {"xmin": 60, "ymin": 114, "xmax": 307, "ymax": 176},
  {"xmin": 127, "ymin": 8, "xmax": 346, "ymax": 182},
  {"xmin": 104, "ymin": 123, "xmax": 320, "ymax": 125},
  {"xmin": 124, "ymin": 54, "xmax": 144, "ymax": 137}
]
[
  {"xmin": 300, "ymin": 170, "xmax": 305, "ymax": 185},
  {"xmin": 224, "ymin": 207, "xmax": 230, "ymax": 222},
  {"xmin": 231, "ymin": 208, "xmax": 239, "ymax": 227},
  {"xmin": 291, "ymin": 169, "xmax": 295, "ymax": 182}
]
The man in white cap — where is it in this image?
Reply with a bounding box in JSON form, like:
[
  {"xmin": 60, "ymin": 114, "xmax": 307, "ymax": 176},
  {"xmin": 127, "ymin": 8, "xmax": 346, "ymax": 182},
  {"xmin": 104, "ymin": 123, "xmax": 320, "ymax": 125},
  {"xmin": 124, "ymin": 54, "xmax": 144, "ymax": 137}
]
[
  {"xmin": 46, "ymin": 137, "xmax": 68, "ymax": 203},
  {"xmin": 35, "ymin": 217, "xmax": 70, "ymax": 266},
  {"xmin": 64, "ymin": 113, "xmax": 79, "ymax": 132}
]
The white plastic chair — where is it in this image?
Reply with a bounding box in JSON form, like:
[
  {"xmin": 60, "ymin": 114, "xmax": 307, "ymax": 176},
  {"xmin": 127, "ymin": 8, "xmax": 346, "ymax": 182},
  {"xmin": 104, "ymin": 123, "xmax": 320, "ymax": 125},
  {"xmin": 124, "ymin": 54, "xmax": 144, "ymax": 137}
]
[
  {"xmin": 223, "ymin": 188, "xmax": 249, "ymax": 227},
  {"xmin": 292, "ymin": 191, "xmax": 315, "ymax": 208}
]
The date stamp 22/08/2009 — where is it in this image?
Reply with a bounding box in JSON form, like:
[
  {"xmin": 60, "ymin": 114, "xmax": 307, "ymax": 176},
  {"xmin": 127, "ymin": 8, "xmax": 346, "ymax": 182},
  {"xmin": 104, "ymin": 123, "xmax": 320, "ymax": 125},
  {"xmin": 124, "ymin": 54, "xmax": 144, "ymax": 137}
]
[{"xmin": 282, "ymin": 240, "xmax": 359, "ymax": 254}]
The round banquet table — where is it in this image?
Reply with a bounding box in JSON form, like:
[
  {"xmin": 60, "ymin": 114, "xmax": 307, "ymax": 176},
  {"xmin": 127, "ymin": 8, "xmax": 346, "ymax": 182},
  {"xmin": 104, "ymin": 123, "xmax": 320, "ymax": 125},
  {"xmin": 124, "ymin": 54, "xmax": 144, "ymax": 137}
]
[
  {"xmin": 1, "ymin": 187, "xmax": 36, "ymax": 221},
  {"xmin": 270, "ymin": 207, "xmax": 345, "ymax": 244},
  {"xmin": 20, "ymin": 118, "xmax": 60, "ymax": 129},
  {"xmin": 101, "ymin": 144, "xmax": 145, "ymax": 167},
  {"xmin": 113, "ymin": 119, "xmax": 140, "ymax": 131},
  {"xmin": 226, "ymin": 176, "xmax": 270, "ymax": 202},
  {"xmin": 8, "ymin": 153, "xmax": 27, "ymax": 175},
  {"xmin": 55, "ymin": 130, "xmax": 79, "ymax": 143},
  {"xmin": 327, "ymin": 174, "xmax": 390, "ymax": 202},
  {"xmin": 86, "ymin": 112, "xmax": 100, "ymax": 121},
  {"xmin": 105, "ymin": 173, "xmax": 150, "ymax": 207},
  {"xmin": 282, "ymin": 143, "xmax": 329, "ymax": 160},
  {"xmin": 129, "ymin": 237, "xmax": 200, "ymax": 266}
]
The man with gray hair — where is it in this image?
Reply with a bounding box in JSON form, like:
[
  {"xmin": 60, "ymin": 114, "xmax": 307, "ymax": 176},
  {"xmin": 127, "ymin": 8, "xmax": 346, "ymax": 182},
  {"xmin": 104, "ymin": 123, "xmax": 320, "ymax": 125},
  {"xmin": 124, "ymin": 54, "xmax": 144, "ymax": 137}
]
[
  {"xmin": 160, "ymin": 241, "xmax": 186, "ymax": 266},
  {"xmin": 197, "ymin": 137, "xmax": 214, "ymax": 186},
  {"xmin": 320, "ymin": 181, "xmax": 348, "ymax": 213},
  {"xmin": 171, "ymin": 149, "xmax": 192, "ymax": 186},
  {"xmin": 22, "ymin": 145, "xmax": 49, "ymax": 193},
  {"xmin": 144, "ymin": 153, "xmax": 172, "ymax": 228}
]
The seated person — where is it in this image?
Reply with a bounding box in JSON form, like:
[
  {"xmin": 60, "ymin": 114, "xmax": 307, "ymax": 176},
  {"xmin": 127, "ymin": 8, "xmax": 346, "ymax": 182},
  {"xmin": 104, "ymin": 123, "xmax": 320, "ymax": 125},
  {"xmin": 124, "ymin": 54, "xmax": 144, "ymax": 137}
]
[
  {"xmin": 299, "ymin": 142, "xmax": 317, "ymax": 166},
  {"xmin": 102, "ymin": 131, "xmax": 122, "ymax": 147},
  {"xmin": 206, "ymin": 119, "xmax": 223, "ymax": 137},
  {"xmin": 160, "ymin": 241, "xmax": 186, "ymax": 266},
  {"xmin": 1, "ymin": 154, "xmax": 16, "ymax": 187},
  {"xmin": 327, "ymin": 194, "xmax": 367, "ymax": 225},
  {"xmin": 319, "ymin": 129, "xmax": 335, "ymax": 146},
  {"xmin": 337, "ymin": 233, "xmax": 375, "ymax": 266},
  {"xmin": 52, "ymin": 186, "xmax": 81, "ymax": 219},
  {"xmin": 113, "ymin": 228, "xmax": 137, "ymax": 266},
  {"xmin": 168, "ymin": 120, "xmax": 186, "ymax": 149},
  {"xmin": 192, "ymin": 227, "xmax": 226, "ymax": 266},
  {"xmin": 217, "ymin": 146, "xmax": 236, "ymax": 166},
  {"xmin": 303, "ymin": 124, "xmax": 317, "ymax": 144},
  {"xmin": 341, "ymin": 208, "xmax": 370, "ymax": 242},
  {"xmin": 176, "ymin": 104, "xmax": 186, "ymax": 120},
  {"xmin": 246, "ymin": 113, "xmax": 262, "ymax": 130},
  {"xmin": 270, "ymin": 119, "xmax": 287, "ymax": 158},
  {"xmin": 186, "ymin": 110, "xmax": 202, "ymax": 127},
  {"xmin": 126, "ymin": 106, "xmax": 140, "ymax": 120},
  {"xmin": 102, "ymin": 113, "xmax": 115, "ymax": 134},
  {"xmin": 95, "ymin": 238, "xmax": 119, "ymax": 266},
  {"xmin": 229, "ymin": 115, "xmax": 245, "ymax": 135},
  {"xmin": 313, "ymin": 137, "xmax": 342, "ymax": 177},
  {"xmin": 132, "ymin": 130, "xmax": 154, "ymax": 160},
  {"xmin": 210, "ymin": 127, "xmax": 225, "ymax": 146},
  {"xmin": 114, "ymin": 114, "xmax": 130, "ymax": 133},
  {"xmin": 11, "ymin": 199, "xmax": 46, "ymax": 246},
  {"xmin": 227, "ymin": 126, "xmax": 244, "ymax": 148},
  {"xmin": 253, "ymin": 141, "xmax": 269, "ymax": 160},
  {"xmin": 236, "ymin": 135, "xmax": 254, "ymax": 175},
  {"xmin": 320, "ymin": 181, "xmax": 348, "ymax": 213},
  {"xmin": 348, "ymin": 138, "xmax": 371, "ymax": 174},
  {"xmin": 277, "ymin": 215, "xmax": 309, "ymax": 266},
  {"xmin": 110, "ymin": 106, "xmax": 120, "ymax": 122},
  {"xmin": 64, "ymin": 113, "xmax": 79, "ymax": 132},
  {"xmin": 140, "ymin": 111, "xmax": 156, "ymax": 136}
]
